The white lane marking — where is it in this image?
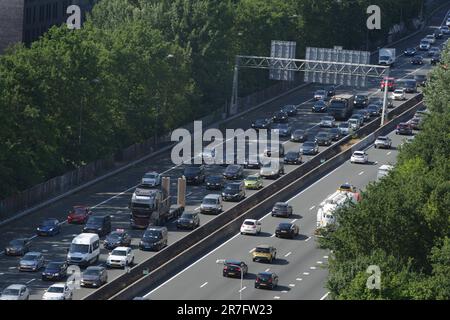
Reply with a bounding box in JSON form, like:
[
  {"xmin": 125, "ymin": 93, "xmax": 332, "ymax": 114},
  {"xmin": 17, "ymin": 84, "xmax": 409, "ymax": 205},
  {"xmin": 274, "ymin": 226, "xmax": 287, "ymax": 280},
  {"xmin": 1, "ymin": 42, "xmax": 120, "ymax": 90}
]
[
  {"xmin": 42, "ymin": 249, "xmax": 48, "ymax": 252},
  {"xmin": 239, "ymin": 286, "xmax": 247, "ymax": 293},
  {"xmin": 310, "ymin": 266, "xmax": 317, "ymax": 270},
  {"xmin": 8, "ymin": 267, "xmax": 16, "ymax": 270},
  {"xmin": 305, "ymin": 237, "xmax": 312, "ymax": 242},
  {"xmin": 194, "ymin": 207, "xmax": 200, "ymax": 211},
  {"xmin": 281, "ymin": 290, "xmax": 288, "ymax": 293},
  {"xmin": 309, "ymin": 206, "xmax": 315, "ymax": 211},
  {"xmin": 249, "ymin": 248, "xmax": 255, "ymax": 253},
  {"xmin": 270, "ymin": 234, "xmax": 276, "ymax": 238},
  {"xmin": 200, "ymin": 282, "xmax": 208, "ymax": 288},
  {"xmin": 320, "ymin": 292, "xmax": 330, "ymax": 300},
  {"xmin": 359, "ymin": 171, "xmax": 364, "ymax": 175},
  {"xmin": 324, "ymin": 255, "xmax": 329, "ymax": 259},
  {"xmin": 291, "ymin": 219, "xmax": 297, "ymax": 223},
  {"xmin": 303, "ymin": 272, "xmax": 310, "ymax": 275},
  {"xmin": 274, "ymin": 296, "xmax": 280, "ymax": 299},
  {"xmin": 52, "ymin": 244, "xmax": 58, "ymax": 247},
  {"xmin": 317, "ymin": 261, "xmax": 323, "ymax": 264},
  {"xmin": 289, "ymin": 284, "xmax": 295, "ymax": 287},
  {"xmin": 26, "ymin": 279, "xmax": 36, "ymax": 284},
  {"xmin": 284, "ymin": 252, "xmax": 292, "ymax": 257},
  {"xmin": 186, "ymin": 192, "xmax": 193, "ymax": 197},
  {"xmin": 0, "ymin": 273, "xmax": 4, "ymax": 276},
  {"xmin": 387, "ymin": 151, "xmax": 392, "ymax": 155},
  {"xmin": 296, "ymin": 278, "xmax": 303, "ymax": 281},
  {"xmin": 265, "ymin": 268, "xmax": 270, "ymax": 272}
]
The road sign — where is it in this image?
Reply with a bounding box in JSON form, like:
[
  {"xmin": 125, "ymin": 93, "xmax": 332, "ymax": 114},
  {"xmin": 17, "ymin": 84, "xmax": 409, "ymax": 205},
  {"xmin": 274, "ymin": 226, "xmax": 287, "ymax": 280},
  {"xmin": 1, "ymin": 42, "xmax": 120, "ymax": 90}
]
[{"xmin": 270, "ymin": 40, "xmax": 296, "ymax": 81}]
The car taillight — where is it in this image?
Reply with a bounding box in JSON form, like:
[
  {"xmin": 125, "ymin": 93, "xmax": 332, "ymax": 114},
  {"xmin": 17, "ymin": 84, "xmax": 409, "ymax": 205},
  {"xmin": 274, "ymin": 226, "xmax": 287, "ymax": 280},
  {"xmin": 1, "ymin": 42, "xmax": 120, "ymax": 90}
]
[
  {"xmin": 268, "ymin": 278, "xmax": 272, "ymax": 283},
  {"xmin": 251, "ymin": 225, "xmax": 256, "ymax": 228},
  {"xmin": 224, "ymin": 266, "xmax": 228, "ymax": 270},
  {"xmin": 256, "ymin": 278, "xmax": 260, "ymax": 282}
]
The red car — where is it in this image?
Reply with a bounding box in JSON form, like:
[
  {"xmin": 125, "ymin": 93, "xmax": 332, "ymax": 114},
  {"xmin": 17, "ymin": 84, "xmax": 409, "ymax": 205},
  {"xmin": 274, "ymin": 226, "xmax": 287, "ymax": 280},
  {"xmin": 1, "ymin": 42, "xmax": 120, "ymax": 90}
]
[
  {"xmin": 380, "ymin": 77, "xmax": 395, "ymax": 91},
  {"xmin": 67, "ymin": 206, "xmax": 92, "ymax": 224}
]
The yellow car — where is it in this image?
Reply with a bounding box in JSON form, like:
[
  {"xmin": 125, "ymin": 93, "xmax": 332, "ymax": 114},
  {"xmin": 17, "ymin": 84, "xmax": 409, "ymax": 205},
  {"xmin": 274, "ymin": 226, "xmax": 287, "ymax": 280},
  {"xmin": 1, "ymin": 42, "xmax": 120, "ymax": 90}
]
[
  {"xmin": 338, "ymin": 183, "xmax": 356, "ymax": 193},
  {"xmin": 244, "ymin": 174, "xmax": 263, "ymax": 190},
  {"xmin": 252, "ymin": 245, "xmax": 277, "ymax": 263}
]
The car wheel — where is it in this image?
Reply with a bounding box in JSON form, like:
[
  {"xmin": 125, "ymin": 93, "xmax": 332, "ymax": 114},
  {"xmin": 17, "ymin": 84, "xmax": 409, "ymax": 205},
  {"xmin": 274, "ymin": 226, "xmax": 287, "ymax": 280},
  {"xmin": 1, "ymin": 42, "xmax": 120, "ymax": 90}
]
[{"xmin": 241, "ymin": 232, "xmax": 244, "ymax": 235}]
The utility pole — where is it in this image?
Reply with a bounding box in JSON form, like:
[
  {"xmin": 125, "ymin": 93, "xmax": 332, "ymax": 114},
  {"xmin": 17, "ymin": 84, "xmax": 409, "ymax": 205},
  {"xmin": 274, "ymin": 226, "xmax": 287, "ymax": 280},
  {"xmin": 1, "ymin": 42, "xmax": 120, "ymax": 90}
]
[{"xmin": 381, "ymin": 69, "xmax": 390, "ymax": 126}]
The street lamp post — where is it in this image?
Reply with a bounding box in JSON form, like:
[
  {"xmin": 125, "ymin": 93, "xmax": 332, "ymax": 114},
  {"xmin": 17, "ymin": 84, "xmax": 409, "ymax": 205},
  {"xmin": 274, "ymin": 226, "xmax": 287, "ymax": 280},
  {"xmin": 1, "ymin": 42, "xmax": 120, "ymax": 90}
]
[{"xmin": 216, "ymin": 259, "xmax": 244, "ymax": 300}]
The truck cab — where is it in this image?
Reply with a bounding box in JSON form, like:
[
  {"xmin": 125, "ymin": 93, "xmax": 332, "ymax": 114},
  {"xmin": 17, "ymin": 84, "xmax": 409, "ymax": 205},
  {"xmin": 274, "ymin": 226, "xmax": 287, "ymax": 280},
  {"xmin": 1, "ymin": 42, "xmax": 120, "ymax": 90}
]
[{"xmin": 379, "ymin": 48, "xmax": 396, "ymax": 66}]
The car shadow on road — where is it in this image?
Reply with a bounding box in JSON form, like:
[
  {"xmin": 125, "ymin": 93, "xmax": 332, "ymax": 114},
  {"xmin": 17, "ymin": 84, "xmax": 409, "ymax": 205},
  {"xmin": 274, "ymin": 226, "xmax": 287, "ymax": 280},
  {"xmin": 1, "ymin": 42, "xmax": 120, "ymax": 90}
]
[
  {"xmin": 255, "ymin": 232, "xmax": 274, "ymax": 238},
  {"xmin": 272, "ymin": 285, "xmax": 292, "ymax": 292},
  {"xmin": 272, "ymin": 258, "xmax": 289, "ymax": 266}
]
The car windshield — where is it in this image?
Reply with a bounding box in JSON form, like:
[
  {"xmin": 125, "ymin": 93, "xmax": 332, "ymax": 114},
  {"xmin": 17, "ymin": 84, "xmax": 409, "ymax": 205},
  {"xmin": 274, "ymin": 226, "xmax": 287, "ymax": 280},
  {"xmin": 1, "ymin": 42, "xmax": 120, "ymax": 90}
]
[
  {"xmin": 273, "ymin": 123, "xmax": 288, "ymax": 129},
  {"xmin": 87, "ymin": 216, "xmax": 104, "ymax": 224},
  {"xmin": 9, "ymin": 239, "xmax": 24, "ymax": 246},
  {"xmin": 274, "ymin": 203, "xmax": 287, "ymax": 210},
  {"xmin": 226, "ymin": 165, "xmax": 239, "ymax": 172},
  {"xmin": 367, "ymin": 105, "xmax": 378, "ymax": 110},
  {"xmin": 262, "ymin": 161, "xmax": 276, "ymax": 168},
  {"xmin": 181, "ymin": 213, "xmax": 194, "ymax": 219},
  {"xmin": 354, "ymin": 152, "xmax": 364, "ymax": 156},
  {"xmin": 303, "ymin": 141, "xmax": 316, "ymax": 147},
  {"xmin": 74, "ymin": 207, "xmax": 86, "ymax": 215},
  {"xmin": 377, "ymin": 137, "xmax": 387, "ymax": 141},
  {"xmin": 323, "ymin": 116, "xmax": 334, "ymax": 121},
  {"xmin": 2, "ymin": 289, "xmax": 20, "ymax": 296},
  {"xmin": 224, "ymin": 184, "xmax": 239, "ymax": 192},
  {"xmin": 294, "ymin": 130, "xmax": 305, "ymax": 135},
  {"xmin": 184, "ymin": 167, "xmax": 200, "ymax": 174},
  {"xmin": 144, "ymin": 173, "xmax": 157, "ymax": 179},
  {"xmin": 394, "ymin": 90, "xmax": 403, "ymax": 94},
  {"xmin": 41, "ymin": 220, "xmax": 55, "ymax": 226},
  {"xmin": 83, "ymin": 269, "xmax": 100, "ymax": 276},
  {"xmin": 315, "ymin": 100, "xmax": 326, "ymax": 106},
  {"xmin": 47, "ymin": 286, "xmax": 64, "ymax": 293},
  {"xmin": 203, "ymin": 198, "xmax": 217, "ymax": 205},
  {"xmin": 143, "ymin": 231, "xmax": 161, "ymax": 239},
  {"xmin": 258, "ymin": 273, "xmax": 271, "ymax": 280},
  {"xmin": 279, "ymin": 223, "xmax": 292, "ymax": 229},
  {"xmin": 355, "ymin": 95, "xmax": 366, "ymax": 100},
  {"xmin": 286, "ymin": 152, "xmax": 299, "ymax": 157},
  {"xmin": 255, "ymin": 247, "xmax": 270, "ymax": 253},
  {"xmin": 317, "ymin": 132, "xmax": 328, "ymax": 138},
  {"xmin": 255, "ymin": 119, "xmax": 266, "ymax": 124},
  {"xmin": 111, "ymin": 249, "xmax": 127, "ymax": 256},
  {"xmin": 246, "ymin": 176, "xmax": 258, "ymax": 181},
  {"xmin": 315, "ymin": 90, "xmax": 326, "ymax": 95},
  {"xmin": 244, "ymin": 221, "xmax": 255, "ymax": 226},
  {"xmin": 107, "ymin": 232, "xmax": 122, "ymax": 241},
  {"xmin": 206, "ymin": 176, "xmax": 221, "ymax": 182},
  {"xmin": 283, "ymin": 105, "xmax": 295, "ymax": 111},
  {"xmin": 330, "ymin": 128, "xmax": 340, "ymax": 134},
  {"xmin": 70, "ymin": 244, "xmax": 89, "ymax": 254},
  {"xmin": 46, "ymin": 262, "xmax": 63, "ymax": 269},
  {"xmin": 22, "ymin": 253, "xmax": 38, "ymax": 261}
]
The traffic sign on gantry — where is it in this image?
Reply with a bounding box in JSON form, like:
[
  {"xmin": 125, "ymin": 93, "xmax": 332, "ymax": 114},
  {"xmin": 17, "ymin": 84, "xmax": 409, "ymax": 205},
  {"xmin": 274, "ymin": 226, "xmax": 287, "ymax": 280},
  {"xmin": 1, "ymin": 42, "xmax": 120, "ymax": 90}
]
[{"xmin": 270, "ymin": 40, "xmax": 296, "ymax": 81}]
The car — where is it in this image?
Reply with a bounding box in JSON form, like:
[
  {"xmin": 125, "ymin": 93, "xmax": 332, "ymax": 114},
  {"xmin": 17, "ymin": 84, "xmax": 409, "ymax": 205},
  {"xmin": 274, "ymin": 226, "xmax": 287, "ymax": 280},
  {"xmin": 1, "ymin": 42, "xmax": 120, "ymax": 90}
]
[
  {"xmin": 414, "ymin": 74, "xmax": 427, "ymax": 86},
  {"xmin": 106, "ymin": 246, "xmax": 134, "ymax": 268},
  {"xmin": 223, "ymin": 164, "xmax": 244, "ymax": 180},
  {"xmin": 419, "ymin": 39, "xmax": 431, "ymax": 51},
  {"xmin": 205, "ymin": 175, "xmax": 224, "ymax": 190},
  {"xmin": 244, "ymin": 174, "xmax": 263, "ymax": 190},
  {"xmin": 141, "ymin": 171, "xmax": 161, "ymax": 187},
  {"xmin": 396, "ymin": 79, "xmax": 418, "ymax": 94},
  {"xmin": 366, "ymin": 104, "xmax": 382, "ymax": 116},
  {"xmin": 272, "ymin": 123, "xmax": 292, "ymax": 137},
  {"xmin": 183, "ymin": 165, "xmax": 205, "ymax": 184},
  {"xmin": 81, "ymin": 266, "xmax": 108, "ymax": 288},
  {"xmin": 19, "ymin": 251, "xmax": 45, "ymax": 272},
  {"xmin": 67, "ymin": 205, "xmax": 92, "ymax": 224},
  {"xmin": 433, "ymin": 28, "xmax": 443, "ymax": 39},
  {"xmin": 255, "ymin": 272, "xmax": 278, "ymax": 290},
  {"xmin": 200, "ymin": 194, "xmax": 223, "ymax": 214},
  {"xmin": 271, "ymin": 202, "xmax": 293, "ymax": 218},
  {"xmin": 4, "ymin": 238, "xmax": 31, "ymax": 256},
  {"xmin": 0, "ymin": 285, "xmax": 30, "ymax": 300},
  {"xmin": 403, "ymin": 47, "xmax": 416, "ymax": 56},
  {"xmin": 441, "ymin": 26, "xmax": 450, "ymax": 35},
  {"xmin": 272, "ymin": 110, "xmax": 289, "ymax": 123},
  {"xmin": 446, "ymin": 17, "xmax": 450, "ymax": 27},
  {"xmin": 42, "ymin": 283, "xmax": 73, "ymax": 300},
  {"xmin": 338, "ymin": 183, "xmax": 357, "ymax": 193},
  {"xmin": 82, "ymin": 214, "xmax": 111, "ymax": 237},
  {"xmin": 300, "ymin": 141, "xmax": 319, "ymax": 155},
  {"xmin": 251, "ymin": 118, "xmax": 271, "ymax": 130},
  {"xmin": 260, "ymin": 159, "xmax": 284, "ymax": 179},
  {"xmin": 103, "ymin": 229, "xmax": 132, "ymax": 250},
  {"xmin": 348, "ymin": 118, "xmax": 360, "ymax": 131},
  {"xmin": 139, "ymin": 227, "xmax": 168, "ymax": 251},
  {"xmin": 222, "ymin": 181, "xmax": 245, "ymax": 202},
  {"xmin": 36, "ymin": 218, "xmax": 60, "ymax": 236},
  {"xmin": 42, "ymin": 261, "xmax": 68, "ymax": 281},
  {"xmin": 326, "ymin": 86, "xmax": 336, "ymax": 97},
  {"xmin": 349, "ymin": 114, "xmax": 364, "ymax": 126},
  {"xmin": 354, "ymin": 94, "xmax": 368, "ymax": 108},
  {"xmin": 428, "ymin": 47, "xmax": 440, "ymax": 57},
  {"xmin": 281, "ymin": 104, "xmax": 297, "ymax": 116},
  {"xmin": 176, "ymin": 212, "xmax": 200, "ymax": 230},
  {"xmin": 380, "ymin": 77, "xmax": 395, "ymax": 91},
  {"xmin": 431, "ymin": 54, "xmax": 441, "ymax": 65},
  {"xmin": 312, "ymin": 99, "xmax": 328, "ymax": 112},
  {"xmin": 244, "ymin": 154, "xmax": 262, "ymax": 169},
  {"xmin": 284, "ymin": 151, "xmax": 302, "ymax": 165},
  {"xmin": 391, "ymin": 88, "xmax": 406, "ymax": 100},
  {"xmin": 328, "ymin": 128, "xmax": 342, "ymax": 141},
  {"xmin": 313, "ymin": 89, "xmax": 327, "ymax": 101},
  {"xmin": 337, "ymin": 122, "xmax": 352, "ymax": 135},
  {"xmin": 290, "ymin": 129, "xmax": 309, "ymax": 142},
  {"xmin": 410, "ymin": 55, "xmax": 424, "ymax": 65},
  {"xmin": 201, "ymin": 148, "xmax": 216, "ymax": 164},
  {"xmin": 353, "ymin": 109, "xmax": 370, "ymax": 122},
  {"xmin": 240, "ymin": 219, "xmax": 262, "ymax": 235},
  {"xmin": 425, "ymin": 34, "xmax": 436, "ymax": 44},
  {"xmin": 252, "ymin": 245, "xmax": 277, "ymax": 263},
  {"xmin": 222, "ymin": 260, "xmax": 248, "ymax": 278},
  {"xmin": 409, "ymin": 117, "xmax": 423, "ymax": 130},
  {"xmin": 350, "ymin": 151, "xmax": 369, "ymax": 164},
  {"xmin": 374, "ymin": 136, "xmax": 392, "ymax": 149},
  {"xmin": 320, "ymin": 115, "xmax": 335, "ymax": 128},
  {"xmin": 275, "ymin": 222, "xmax": 299, "ymax": 239},
  {"xmin": 396, "ymin": 122, "xmax": 413, "ymax": 135},
  {"xmin": 315, "ymin": 131, "xmax": 333, "ymax": 146},
  {"xmin": 263, "ymin": 143, "xmax": 285, "ymax": 157}
]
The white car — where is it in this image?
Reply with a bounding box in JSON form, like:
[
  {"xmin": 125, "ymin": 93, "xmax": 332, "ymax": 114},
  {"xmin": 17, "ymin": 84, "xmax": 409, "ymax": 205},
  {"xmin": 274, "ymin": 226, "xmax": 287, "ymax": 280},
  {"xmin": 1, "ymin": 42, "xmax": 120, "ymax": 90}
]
[
  {"xmin": 42, "ymin": 283, "xmax": 73, "ymax": 300},
  {"xmin": 320, "ymin": 116, "xmax": 335, "ymax": 128},
  {"xmin": 240, "ymin": 219, "xmax": 262, "ymax": 235},
  {"xmin": 419, "ymin": 39, "xmax": 431, "ymax": 50},
  {"xmin": 0, "ymin": 284, "xmax": 30, "ymax": 300},
  {"xmin": 106, "ymin": 247, "xmax": 134, "ymax": 268},
  {"xmin": 141, "ymin": 171, "xmax": 161, "ymax": 187},
  {"xmin": 425, "ymin": 34, "xmax": 436, "ymax": 44},
  {"xmin": 374, "ymin": 136, "xmax": 392, "ymax": 149},
  {"xmin": 350, "ymin": 151, "xmax": 369, "ymax": 164},
  {"xmin": 348, "ymin": 118, "xmax": 360, "ymax": 131},
  {"xmin": 391, "ymin": 89, "xmax": 406, "ymax": 101}
]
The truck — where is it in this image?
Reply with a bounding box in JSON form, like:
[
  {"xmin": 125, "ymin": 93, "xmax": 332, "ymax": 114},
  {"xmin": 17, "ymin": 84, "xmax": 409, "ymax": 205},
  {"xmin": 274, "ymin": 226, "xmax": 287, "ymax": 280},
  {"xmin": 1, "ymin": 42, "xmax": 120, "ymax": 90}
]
[
  {"xmin": 129, "ymin": 178, "xmax": 184, "ymax": 229},
  {"xmin": 379, "ymin": 48, "xmax": 396, "ymax": 67},
  {"xmin": 315, "ymin": 189, "xmax": 360, "ymax": 235},
  {"xmin": 328, "ymin": 94, "xmax": 354, "ymax": 120}
]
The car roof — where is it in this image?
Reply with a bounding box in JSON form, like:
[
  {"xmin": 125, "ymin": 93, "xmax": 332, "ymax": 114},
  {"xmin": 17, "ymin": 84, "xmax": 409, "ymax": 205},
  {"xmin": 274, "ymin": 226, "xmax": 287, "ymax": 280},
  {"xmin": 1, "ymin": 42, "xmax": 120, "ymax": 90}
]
[
  {"xmin": 258, "ymin": 272, "xmax": 274, "ymax": 276},
  {"xmin": 6, "ymin": 284, "xmax": 26, "ymax": 290},
  {"xmin": 205, "ymin": 194, "xmax": 221, "ymax": 199},
  {"xmin": 112, "ymin": 246, "xmax": 130, "ymax": 251},
  {"xmin": 25, "ymin": 251, "xmax": 41, "ymax": 256},
  {"xmin": 85, "ymin": 266, "xmax": 104, "ymax": 271},
  {"xmin": 255, "ymin": 244, "xmax": 271, "ymax": 249},
  {"xmin": 244, "ymin": 219, "xmax": 257, "ymax": 223},
  {"xmin": 275, "ymin": 202, "xmax": 288, "ymax": 206},
  {"xmin": 225, "ymin": 259, "xmax": 244, "ymax": 265},
  {"xmin": 354, "ymin": 151, "xmax": 365, "ymax": 154},
  {"xmin": 49, "ymin": 283, "xmax": 66, "ymax": 288}
]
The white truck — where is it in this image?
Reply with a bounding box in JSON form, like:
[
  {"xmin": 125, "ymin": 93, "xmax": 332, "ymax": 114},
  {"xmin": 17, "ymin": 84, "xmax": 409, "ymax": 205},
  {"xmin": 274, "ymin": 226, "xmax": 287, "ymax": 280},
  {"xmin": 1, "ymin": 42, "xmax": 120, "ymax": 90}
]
[
  {"xmin": 315, "ymin": 189, "xmax": 360, "ymax": 235},
  {"xmin": 379, "ymin": 48, "xmax": 396, "ymax": 67}
]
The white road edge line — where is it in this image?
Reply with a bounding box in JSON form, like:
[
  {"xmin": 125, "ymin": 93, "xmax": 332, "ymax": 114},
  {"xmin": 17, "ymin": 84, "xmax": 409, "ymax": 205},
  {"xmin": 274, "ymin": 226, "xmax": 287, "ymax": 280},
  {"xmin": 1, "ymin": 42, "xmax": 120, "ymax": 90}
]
[
  {"xmin": 320, "ymin": 292, "xmax": 330, "ymax": 300},
  {"xmin": 200, "ymin": 282, "xmax": 208, "ymax": 288}
]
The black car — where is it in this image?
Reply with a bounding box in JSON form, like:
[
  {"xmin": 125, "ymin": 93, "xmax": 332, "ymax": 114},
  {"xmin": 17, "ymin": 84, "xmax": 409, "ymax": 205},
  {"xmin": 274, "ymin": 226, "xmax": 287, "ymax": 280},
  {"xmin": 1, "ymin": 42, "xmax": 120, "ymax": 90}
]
[
  {"xmin": 367, "ymin": 104, "xmax": 381, "ymax": 116},
  {"xmin": 433, "ymin": 28, "xmax": 443, "ymax": 39},
  {"xmin": 4, "ymin": 238, "xmax": 31, "ymax": 256},
  {"xmin": 410, "ymin": 55, "xmax": 424, "ymax": 65},
  {"xmin": 404, "ymin": 47, "xmax": 417, "ymax": 56},
  {"xmin": 312, "ymin": 100, "xmax": 328, "ymax": 112},
  {"xmin": 431, "ymin": 54, "xmax": 441, "ymax": 65},
  {"xmin": 205, "ymin": 175, "xmax": 224, "ymax": 190},
  {"xmin": 326, "ymin": 86, "xmax": 336, "ymax": 97},
  {"xmin": 300, "ymin": 141, "xmax": 319, "ymax": 155},
  {"xmin": 272, "ymin": 111, "xmax": 289, "ymax": 123},
  {"xmin": 290, "ymin": 129, "xmax": 308, "ymax": 142},
  {"xmin": 222, "ymin": 182, "xmax": 245, "ymax": 202},
  {"xmin": 139, "ymin": 227, "xmax": 168, "ymax": 251},
  {"xmin": 271, "ymin": 202, "xmax": 293, "ymax": 218},
  {"xmin": 81, "ymin": 266, "xmax": 108, "ymax": 288},
  {"xmin": 396, "ymin": 123, "xmax": 413, "ymax": 135},
  {"xmin": 251, "ymin": 118, "xmax": 271, "ymax": 130},
  {"xmin": 414, "ymin": 74, "xmax": 427, "ymax": 86},
  {"xmin": 183, "ymin": 165, "xmax": 205, "ymax": 184},
  {"xmin": 255, "ymin": 272, "xmax": 279, "ymax": 290},
  {"xmin": 244, "ymin": 155, "xmax": 262, "ymax": 169},
  {"xmin": 281, "ymin": 104, "xmax": 297, "ymax": 116},
  {"xmin": 82, "ymin": 215, "xmax": 111, "ymax": 237},
  {"xmin": 223, "ymin": 164, "xmax": 244, "ymax": 180},
  {"xmin": 354, "ymin": 94, "xmax": 368, "ymax": 108},
  {"xmin": 103, "ymin": 230, "xmax": 132, "ymax": 250},
  {"xmin": 284, "ymin": 151, "xmax": 302, "ymax": 165},
  {"xmin": 328, "ymin": 128, "xmax": 342, "ymax": 141},
  {"xmin": 353, "ymin": 109, "xmax": 370, "ymax": 122},
  {"xmin": 176, "ymin": 212, "xmax": 200, "ymax": 230},
  {"xmin": 42, "ymin": 261, "xmax": 68, "ymax": 281},
  {"xmin": 315, "ymin": 131, "xmax": 333, "ymax": 146},
  {"xmin": 222, "ymin": 260, "xmax": 248, "ymax": 278},
  {"xmin": 275, "ymin": 222, "xmax": 299, "ymax": 239}
]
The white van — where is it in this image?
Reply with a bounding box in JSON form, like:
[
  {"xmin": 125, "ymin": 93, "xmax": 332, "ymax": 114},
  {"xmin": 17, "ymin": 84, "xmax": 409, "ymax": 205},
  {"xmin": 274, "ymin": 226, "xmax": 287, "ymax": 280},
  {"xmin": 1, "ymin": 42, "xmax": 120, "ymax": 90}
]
[
  {"xmin": 67, "ymin": 233, "xmax": 100, "ymax": 267},
  {"xmin": 377, "ymin": 165, "xmax": 394, "ymax": 180}
]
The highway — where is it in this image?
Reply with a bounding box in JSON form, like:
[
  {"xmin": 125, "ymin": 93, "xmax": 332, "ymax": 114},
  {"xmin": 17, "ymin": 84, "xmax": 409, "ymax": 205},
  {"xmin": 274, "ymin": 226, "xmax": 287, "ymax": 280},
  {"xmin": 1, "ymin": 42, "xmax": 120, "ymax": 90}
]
[
  {"xmin": 143, "ymin": 119, "xmax": 415, "ymax": 300},
  {"xmin": 0, "ymin": 5, "xmax": 448, "ymax": 300}
]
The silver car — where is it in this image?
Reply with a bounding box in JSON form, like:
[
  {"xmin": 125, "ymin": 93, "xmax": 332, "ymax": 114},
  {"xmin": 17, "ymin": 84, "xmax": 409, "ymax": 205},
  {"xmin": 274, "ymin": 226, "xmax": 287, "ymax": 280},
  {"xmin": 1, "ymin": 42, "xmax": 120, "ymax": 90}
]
[
  {"xmin": 0, "ymin": 284, "xmax": 30, "ymax": 300},
  {"xmin": 200, "ymin": 194, "xmax": 223, "ymax": 214},
  {"xmin": 374, "ymin": 136, "xmax": 392, "ymax": 149},
  {"xmin": 320, "ymin": 116, "xmax": 335, "ymax": 128}
]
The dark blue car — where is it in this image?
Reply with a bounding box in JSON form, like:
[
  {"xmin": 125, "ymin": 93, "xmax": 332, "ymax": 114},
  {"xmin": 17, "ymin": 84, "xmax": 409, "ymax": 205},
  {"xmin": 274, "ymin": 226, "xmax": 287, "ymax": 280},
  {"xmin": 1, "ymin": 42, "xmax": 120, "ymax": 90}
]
[
  {"xmin": 42, "ymin": 261, "xmax": 68, "ymax": 281},
  {"xmin": 36, "ymin": 218, "xmax": 60, "ymax": 236}
]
